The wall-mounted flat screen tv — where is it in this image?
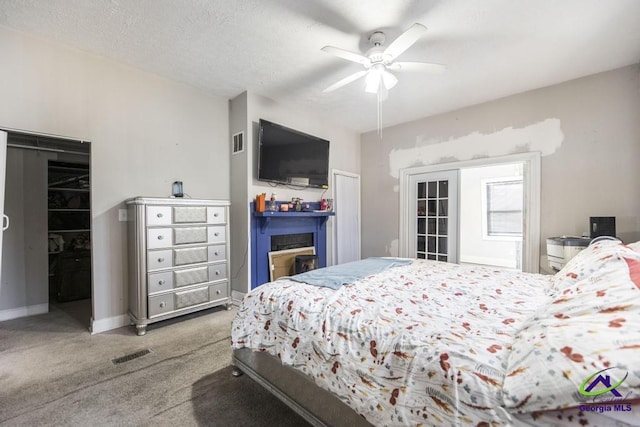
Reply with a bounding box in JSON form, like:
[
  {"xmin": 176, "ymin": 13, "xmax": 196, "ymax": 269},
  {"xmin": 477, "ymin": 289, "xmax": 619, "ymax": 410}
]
[{"xmin": 258, "ymin": 119, "xmax": 329, "ymax": 188}]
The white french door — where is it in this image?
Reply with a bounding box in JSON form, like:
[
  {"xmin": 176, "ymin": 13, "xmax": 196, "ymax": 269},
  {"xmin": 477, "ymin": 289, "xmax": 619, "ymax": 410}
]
[
  {"xmin": 408, "ymin": 170, "xmax": 458, "ymax": 262},
  {"xmin": 0, "ymin": 130, "xmax": 7, "ymax": 288}
]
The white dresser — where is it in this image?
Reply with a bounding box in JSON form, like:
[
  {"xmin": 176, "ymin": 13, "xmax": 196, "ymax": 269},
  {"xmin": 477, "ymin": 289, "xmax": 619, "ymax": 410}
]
[{"xmin": 126, "ymin": 197, "xmax": 231, "ymax": 335}]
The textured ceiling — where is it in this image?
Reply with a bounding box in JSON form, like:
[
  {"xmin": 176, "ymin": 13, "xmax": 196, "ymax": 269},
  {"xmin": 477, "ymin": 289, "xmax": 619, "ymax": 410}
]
[{"xmin": 1, "ymin": 0, "xmax": 639, "ymax": 133}]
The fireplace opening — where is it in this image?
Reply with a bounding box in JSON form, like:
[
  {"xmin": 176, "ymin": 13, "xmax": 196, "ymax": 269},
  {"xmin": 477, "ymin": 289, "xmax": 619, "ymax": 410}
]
[{"xmin": 271, "ymin": 233, "xmax": 314, "ymax": 251}]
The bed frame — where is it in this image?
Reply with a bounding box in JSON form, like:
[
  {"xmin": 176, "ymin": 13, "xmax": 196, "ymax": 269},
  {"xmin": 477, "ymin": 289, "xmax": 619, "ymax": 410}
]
[{"xmin": 232, "ymin": 348, "xmax": 372, "ymax": 427}]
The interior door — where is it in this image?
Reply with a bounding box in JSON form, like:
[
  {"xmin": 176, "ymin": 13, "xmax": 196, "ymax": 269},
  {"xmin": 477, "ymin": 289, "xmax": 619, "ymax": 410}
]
[
  {"xmin": 0, "ymin": 130, "xmax": 7, "ymax": 288},
  {"xmin": 332, "ymin": 170, "xmax": 361, "ymax": 264},
  {"xmin": 409, "ymin": 170, "xmax": 458, "ymax": 262}
]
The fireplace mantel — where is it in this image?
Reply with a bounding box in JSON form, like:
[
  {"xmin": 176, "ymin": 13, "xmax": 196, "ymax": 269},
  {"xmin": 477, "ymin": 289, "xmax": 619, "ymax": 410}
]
[
  {"xmin": 250, "ymin": 202, "xmax": 334, "ymax": 289},
  {"xmin": 254, "ymin": 209, "xmax": 334, "ymax": 233}
]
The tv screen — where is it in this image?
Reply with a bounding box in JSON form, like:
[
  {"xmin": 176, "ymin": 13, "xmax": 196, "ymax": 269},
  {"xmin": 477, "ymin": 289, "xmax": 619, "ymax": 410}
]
[{"xmin": 258, "ymin": 119, "xmax": 329, "ymax": 188}]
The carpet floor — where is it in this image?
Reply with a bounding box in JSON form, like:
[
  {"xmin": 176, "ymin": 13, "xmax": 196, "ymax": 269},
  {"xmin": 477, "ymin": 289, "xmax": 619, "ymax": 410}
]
[{"xmin": 0, "ymin": 300, "xmax": 310, "ymax": 426}]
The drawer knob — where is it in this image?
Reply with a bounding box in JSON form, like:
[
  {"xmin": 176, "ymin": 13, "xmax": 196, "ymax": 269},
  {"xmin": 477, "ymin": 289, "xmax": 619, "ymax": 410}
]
[
  {"xmin": 215, "ymin": 271, "xmax": 220, "ymax": 275},
  {"xmin": 214, "ymin": 251, "xmax": 219, "ymax": 256},
  {"xmin": 158, "ymin": 257, "xmax": 165, "ymax": 263},
  {"xmin": 214, "ymin": 213, "xmax": 219, "ymax": 217},
  {"xmin": 158, "ymin": 280, "xmax": 165, "ymax": 285},
  {"xmin": 214, "ymin": 232, "xmax": 219, "ymax": 237},
  {"xmin": 216, "ymin": 289, "xmax": 221, "ymax": 294},
  {"xmin": 157, "ymin": 235, "xmax": 164, "ymax": 240},
  {"xmin": 157, "ymin": 213, "xmax": 163, "ymax": 218},
  {"xmin": 159, "ymin": 302, "xmax": 166, "ymax": 308}
]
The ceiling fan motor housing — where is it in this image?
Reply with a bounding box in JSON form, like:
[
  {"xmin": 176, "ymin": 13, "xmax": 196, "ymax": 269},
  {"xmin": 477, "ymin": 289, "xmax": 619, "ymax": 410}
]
[{"xmin": 367, "ymin": 31, "xmax": 390, "ymax": 65}]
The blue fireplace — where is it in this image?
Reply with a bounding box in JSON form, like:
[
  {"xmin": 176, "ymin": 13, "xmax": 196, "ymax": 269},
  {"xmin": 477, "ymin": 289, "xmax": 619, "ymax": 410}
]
[{"xmin": 250, "ymin": 201, "xmax": 334, "ymax": 288}]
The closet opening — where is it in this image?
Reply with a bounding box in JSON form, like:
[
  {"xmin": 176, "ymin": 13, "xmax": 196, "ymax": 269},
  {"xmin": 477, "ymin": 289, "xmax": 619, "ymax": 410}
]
[{"xmin": 1, "ymin": 130, "xmax": 92, "ymax": 328}]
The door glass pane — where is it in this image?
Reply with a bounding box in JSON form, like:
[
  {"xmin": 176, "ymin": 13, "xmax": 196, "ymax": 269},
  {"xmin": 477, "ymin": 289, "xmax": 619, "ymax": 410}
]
[
  {"xmin": 417, "ymin": 200, "xmax": 426, "ymax": 216},
  {"xmin": 428, "ymin": 218, "xmax": 436, "ymax": 234},
  {"xmin": 428, "ymin": 236, "xmax": 436, "ymax": 252},
  {"xmin": 417, "ymin": 253, "xmax": 426, "ymax": 259},
  {"xmin": 427, "ymin": 254, "xmax": 436, "ymax": 260},
  {"xmin": 438, "ymin": 180, "xmax": 448, "ymax": 198},
  {"xmin": 438, "ymin": 200, "xmax": 448, "ymax": 216},
  {"xmin": 417, "ymin": 182, "xmax": 426, "ymax": 199},
  {"xmin": 428, "ymin": 200, "xmax": 436, "ymax": 216},
  {"xmin": 438, "ymin": 237, "xmax": 448, "ymax": 254},
  {"xmin": 417, "ymin": 236, "xmax": 425, "ymax": 252},
  {"xmin": 427, "ymin": 181, "xmax": 437, "ymax": 199},
  {"xmin": 438, "ymin": 218, "xmax": 448, "ymax": 236},
  {"xmin": 438, "ymin": 255, "xmax": 448, "ymax": 262},
  {"xmin": 417, "ymin": 218, "xmax": 426, "ymax": 235}
]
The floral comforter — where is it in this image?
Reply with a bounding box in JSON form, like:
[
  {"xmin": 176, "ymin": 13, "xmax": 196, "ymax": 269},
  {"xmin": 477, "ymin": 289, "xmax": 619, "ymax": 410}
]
[{"xmin": 231, "ymin": 259, "xmax": 555, "ymax": 426}]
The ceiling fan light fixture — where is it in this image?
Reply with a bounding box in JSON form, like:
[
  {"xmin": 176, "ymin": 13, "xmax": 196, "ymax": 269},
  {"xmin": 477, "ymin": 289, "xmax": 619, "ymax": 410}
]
[
  {"xmin": 382, "ymin": 70, "xmax": 398, "ymax": 90},
  {"xmin": 365, "ymin": 69, "xmax": 382, "ymax": 93}
]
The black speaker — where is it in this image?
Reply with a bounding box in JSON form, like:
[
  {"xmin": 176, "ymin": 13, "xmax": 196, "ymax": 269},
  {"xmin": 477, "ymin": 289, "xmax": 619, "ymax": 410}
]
[
  {"xmin": 589, "ymin": 217, "xmax": 616, "ymax": 238},
  {"xmin": 295, "ymin": 255, "xmax": 318, "ymax": 274}
]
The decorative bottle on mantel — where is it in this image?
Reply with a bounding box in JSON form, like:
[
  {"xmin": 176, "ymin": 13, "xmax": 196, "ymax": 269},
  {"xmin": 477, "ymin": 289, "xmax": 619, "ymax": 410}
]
[{"xmin": 268, "ymin": 193, "xmax": 278, "ymax": 212}]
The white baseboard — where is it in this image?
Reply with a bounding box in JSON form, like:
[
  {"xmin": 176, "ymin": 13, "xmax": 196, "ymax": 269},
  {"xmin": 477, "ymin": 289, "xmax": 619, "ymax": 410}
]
[
  {"xmin": 459, "ymin": 255, "xmax": 516, "ymax": 269},
  {"xmin": 0, "ymin": 303, "xmax": 49, "ymax": 322},
  {"xmin": 90, "ymin": 314, "xmax": 130, "ymax": 334}
]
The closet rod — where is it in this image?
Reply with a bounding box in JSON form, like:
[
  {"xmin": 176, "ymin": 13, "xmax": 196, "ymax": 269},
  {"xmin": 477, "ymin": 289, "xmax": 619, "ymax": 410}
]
[{"xmin": 7, "ymin": 143, "xmax": 89, "ymax": 156}]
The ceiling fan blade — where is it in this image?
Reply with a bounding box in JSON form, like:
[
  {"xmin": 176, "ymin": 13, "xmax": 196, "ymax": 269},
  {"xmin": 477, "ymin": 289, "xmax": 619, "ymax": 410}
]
[
  {"xmin": 321, "ymin": 46, "xmax": 371, "ymax": 66},
  {"xmin": 388, "ymin": 61, "xmax": 447, "ymax": 73},
  {"xmin": 383, "ymin": 23, "xmax": 428, "ymax": 60},
  {"xmin": 323, "ymin": 70, "xmax": 368, "ymax": 93}
]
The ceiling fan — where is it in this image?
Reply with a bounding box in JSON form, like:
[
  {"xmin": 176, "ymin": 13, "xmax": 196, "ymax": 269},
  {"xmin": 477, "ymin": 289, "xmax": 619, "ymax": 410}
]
[{"xmin": 322, "ymin": 23, "xmax": 446, "ymax": 96}]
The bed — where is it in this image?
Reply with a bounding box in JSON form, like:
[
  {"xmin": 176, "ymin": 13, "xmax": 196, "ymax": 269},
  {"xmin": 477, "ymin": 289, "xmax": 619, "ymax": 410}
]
[{"xmin": 231, "ymin": 239, "xmax": 640, "ymax": 426}]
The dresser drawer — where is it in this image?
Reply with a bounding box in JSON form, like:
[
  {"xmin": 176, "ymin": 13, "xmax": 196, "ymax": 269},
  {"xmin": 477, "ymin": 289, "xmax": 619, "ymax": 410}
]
[
  {"xmin": 147, "ymin": 228, "xmax": 173, "ymax": 249},
  {"xmin": 173, "ymin": 206, "xmax": 207, "ymax": 224},
  {"xmin": 147, "ymin": 249, "xmax": 173, "ymax": 271},
  {"xmin": 174, "ymin": 266, "xmax": 209, "ymax": 287},
  {"xmin": 208, "ymin": 245, "xmax": 226, "ymax": 262},
  {"xmin": 209, "ymin": 282, "xmax": 229, "ymax": 301},
  {"xmin": 209, "ymin": 263, "xmax": 227, "ymax": 281},
  {"xmin": 208, "ymin": 206, "xmax": 226, "ymax": 224},
  {"xmin": 175, "ymin": 286, "xmax": 210, "ymax": 309},
  {"xmin": 174, "ymin": 227, "xmax": 207, "ymax": 245},
  {"xmin": 148, "ymin": 294, "xmax": 175, "ymax": 317},
  {"xmin": 208, "ymin": 226, "xmax": 226, "ymax": 244},
  {"xmin": 146, "ymin": 206, "xmax": 172, "ymax": 226},
  {"xmin": 148, "ymin": 271, "xmax": 173, "ymax": 294},
  {"xmin": 174, "ymin": 246, "xmax": 208, "ymax": 266}
]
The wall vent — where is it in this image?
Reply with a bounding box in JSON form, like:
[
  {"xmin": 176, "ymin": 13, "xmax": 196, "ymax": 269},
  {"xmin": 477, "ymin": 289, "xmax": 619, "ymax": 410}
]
[{"xmin": 232, "ymin": 132, "xmax": 244, "ymax": 154}]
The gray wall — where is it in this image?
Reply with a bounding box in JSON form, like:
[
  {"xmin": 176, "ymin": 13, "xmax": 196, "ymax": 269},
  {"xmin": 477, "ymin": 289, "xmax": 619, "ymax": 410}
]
[
  {"xmin": 229, "ymin": 93, "xmax": 249, "ymax": 298},
  {"xmin": 361, "ymin": 64, "xmax": 640, "ymax": 269},
  {"xmin": 0, "ymin": 26, "xmax": 229, "ymax": 331}
]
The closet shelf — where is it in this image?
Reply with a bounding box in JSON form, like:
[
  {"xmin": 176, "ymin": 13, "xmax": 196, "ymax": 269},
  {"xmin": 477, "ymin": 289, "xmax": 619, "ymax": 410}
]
[{"xmin": 48, "ymin": 187, "xmax": 90, "ymax": 192}]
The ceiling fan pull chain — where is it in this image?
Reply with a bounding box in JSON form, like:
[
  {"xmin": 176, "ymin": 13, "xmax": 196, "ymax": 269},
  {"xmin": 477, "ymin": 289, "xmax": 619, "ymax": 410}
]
[{"xmin": 377, "ymin": 90, "xmax": 382, "ymax": 138}]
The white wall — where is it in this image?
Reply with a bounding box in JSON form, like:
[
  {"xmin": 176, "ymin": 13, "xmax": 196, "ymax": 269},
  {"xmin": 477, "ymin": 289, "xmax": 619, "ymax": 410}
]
[
  {"xmin": 361, "ymin": 64, "xmax": 640, "ymax": 270},
  {"xmin": 0, "ymin": 26, "xmax": 229, "ymax": 331}
]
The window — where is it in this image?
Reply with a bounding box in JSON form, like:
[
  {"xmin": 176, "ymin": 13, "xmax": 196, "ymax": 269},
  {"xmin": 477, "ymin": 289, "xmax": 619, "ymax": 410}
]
[{"xmin": 483, "ymin": 178, "xmax": 523, "ymax": 238}]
